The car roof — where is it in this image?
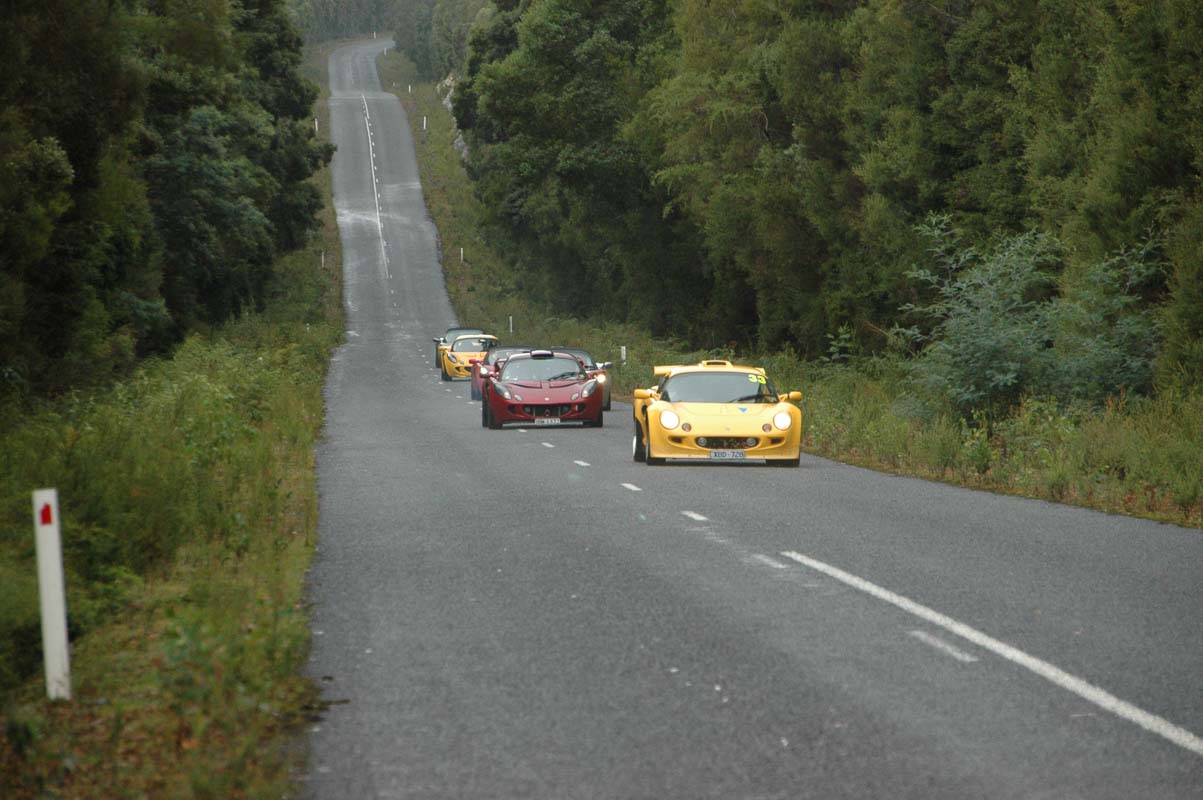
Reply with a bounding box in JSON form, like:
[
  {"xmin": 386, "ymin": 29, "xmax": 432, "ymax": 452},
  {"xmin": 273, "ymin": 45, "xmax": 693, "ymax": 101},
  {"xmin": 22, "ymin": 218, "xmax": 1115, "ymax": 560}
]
[
  {"xmin": 486, "ymin": 345, "xmax": 535, "ymax": 363},
  {"xmin": 653, "ymin": 359, "xmax": 766, "ymax": 378},
  {"xmin": 502, "ymin": 349, "xmax": 584, "ymax": 362},
  {"xmin": 547, "ymin": 346, "xmax": 601, "ymax": 363}
]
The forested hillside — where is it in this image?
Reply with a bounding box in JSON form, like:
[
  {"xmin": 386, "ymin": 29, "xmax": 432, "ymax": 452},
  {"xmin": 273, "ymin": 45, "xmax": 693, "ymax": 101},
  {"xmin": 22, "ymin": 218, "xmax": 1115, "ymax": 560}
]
[
  {"xmin": 434, "ymin": 0, "xmax": 1202, "ymax": 401},
  {"xmin": 1, "ymin": 0, "xmax": 331, "ymax": 396}
]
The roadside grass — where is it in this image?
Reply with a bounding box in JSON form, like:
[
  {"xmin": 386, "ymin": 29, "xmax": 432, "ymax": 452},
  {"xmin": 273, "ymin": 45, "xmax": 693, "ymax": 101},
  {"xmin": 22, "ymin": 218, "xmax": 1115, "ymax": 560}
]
[
  {"xmin": 378, "ymin": 50, "xmax": 1203, "ymax": 530},
  {"xmin": 0, "ymin": 45, "xmax": 343, "ymax": 798}
]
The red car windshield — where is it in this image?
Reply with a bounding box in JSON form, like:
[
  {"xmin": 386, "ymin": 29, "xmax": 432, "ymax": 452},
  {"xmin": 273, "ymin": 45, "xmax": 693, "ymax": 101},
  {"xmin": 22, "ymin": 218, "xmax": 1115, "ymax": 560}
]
[{"xmin": 500, "ymin": 357, "xmax": 585, "ymax": 383}]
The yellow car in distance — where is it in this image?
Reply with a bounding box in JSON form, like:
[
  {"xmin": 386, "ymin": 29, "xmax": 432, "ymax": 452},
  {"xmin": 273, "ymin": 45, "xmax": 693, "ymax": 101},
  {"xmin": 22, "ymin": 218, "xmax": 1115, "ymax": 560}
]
[
  {"xmin": 632, "ymin": 360, "xmax": 803, "ymax": 466},
  {"xmin": 441, "ymin": 334, "xmax": 498, "ymax": 381}
]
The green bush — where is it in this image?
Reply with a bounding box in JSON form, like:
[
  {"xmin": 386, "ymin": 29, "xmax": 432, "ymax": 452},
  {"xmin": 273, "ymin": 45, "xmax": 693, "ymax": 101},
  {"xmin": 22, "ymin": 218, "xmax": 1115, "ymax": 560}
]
[
  {"xmin": 900, "ymin": 216, "xmax": 1162, "ymax": 416},
  {"xmin": 0, "ymin": 324, "xmax": 334, "ymax": 695}
]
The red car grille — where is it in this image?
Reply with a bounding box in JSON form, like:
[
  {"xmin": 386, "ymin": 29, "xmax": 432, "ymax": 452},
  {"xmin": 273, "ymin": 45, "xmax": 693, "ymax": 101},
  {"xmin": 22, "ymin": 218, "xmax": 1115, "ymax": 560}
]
[{"xmin": 521, "ymin": 403, "xmax": 579, "ymax": 417}]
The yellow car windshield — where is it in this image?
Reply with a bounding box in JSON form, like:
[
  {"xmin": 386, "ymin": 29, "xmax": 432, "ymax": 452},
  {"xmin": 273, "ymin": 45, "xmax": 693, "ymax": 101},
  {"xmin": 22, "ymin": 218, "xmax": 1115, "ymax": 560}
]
[
  {"xmin": 660, "ymin": 372, "xmax": 777, "ymax": 403},
  {"xmin": 451, "ymin": 338, "xmax": 493, "ymax": 352}
]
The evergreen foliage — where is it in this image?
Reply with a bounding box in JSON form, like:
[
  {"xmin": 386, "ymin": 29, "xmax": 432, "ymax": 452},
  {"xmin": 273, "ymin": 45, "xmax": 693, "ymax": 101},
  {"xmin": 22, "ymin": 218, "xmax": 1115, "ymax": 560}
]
[
  {"xmin": 1, "ymin": 0, "xmax": 331, "ymax": 396},
  {"xmin": 898, "ymin": 216, "xmax": 1161, "ymax": 417},
  {"xmin": 447, "ymin": 0, "xmax": 1203, "ymax": 396},
  {"xmin": 390, "ymin": 0, "xmax": 489, "ymax": 81}
]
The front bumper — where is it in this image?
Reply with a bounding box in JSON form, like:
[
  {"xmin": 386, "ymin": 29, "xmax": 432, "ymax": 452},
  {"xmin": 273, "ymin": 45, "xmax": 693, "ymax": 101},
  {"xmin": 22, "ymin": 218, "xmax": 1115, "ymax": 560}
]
[
  {"xmin": 492, "ymin": 399, "xmax": 601, "ymax": 425},
  {"xmin": 649, "ymin": 429, "xmax": 801, "ymax": 461}
]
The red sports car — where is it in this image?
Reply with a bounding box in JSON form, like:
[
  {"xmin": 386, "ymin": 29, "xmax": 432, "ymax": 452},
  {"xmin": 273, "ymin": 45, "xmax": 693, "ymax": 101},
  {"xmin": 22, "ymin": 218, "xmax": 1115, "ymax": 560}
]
[{"xmin": 482, "ymin": 350, "xmax": 604, "ymax": 429}]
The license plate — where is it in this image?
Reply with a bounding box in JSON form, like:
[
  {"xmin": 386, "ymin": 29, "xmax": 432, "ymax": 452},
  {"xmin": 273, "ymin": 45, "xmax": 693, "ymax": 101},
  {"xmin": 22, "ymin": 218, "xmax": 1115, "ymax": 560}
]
[
  {"xmin": 534, "ymin": 417, "xmax": 560, "ymax": 426},
  {"xmin": 709, "ymin": 449, "xmax": 746, "ymax": 460}
]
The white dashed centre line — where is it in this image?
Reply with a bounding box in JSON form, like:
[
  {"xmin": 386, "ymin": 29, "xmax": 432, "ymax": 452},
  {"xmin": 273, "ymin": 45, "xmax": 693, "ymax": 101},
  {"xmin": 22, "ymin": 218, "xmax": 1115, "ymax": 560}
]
[
  {"xmin": 574, "ymin": 460, "xmax": 590, "ymax": 467},
  {"xmin": 541, "ymin": 442, "xmax": 555, "ymax": 449},
  {"xmin": 750, "ymin": 554, "xmax": 789, "ymax": 570},
  {"xmin": 780, "ymin": 550, "xmax": 1203, "ymax": 756},
  {"xmin": 621, "ymin": 483, "xmax": 642, "ymax": 492},
  {"xmin": 909, "ymin": 630, "xmax": 979, "ymax": 663},
  {"xmin": 681, "ymin": 511, "xmax": 708, "ymax": 522}
]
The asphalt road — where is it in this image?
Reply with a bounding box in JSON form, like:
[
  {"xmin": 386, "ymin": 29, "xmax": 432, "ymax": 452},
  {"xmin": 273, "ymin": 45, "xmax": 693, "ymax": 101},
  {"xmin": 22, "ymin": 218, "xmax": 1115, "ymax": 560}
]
[{"xmin": 304, "ymin": 40, "xmax": 1203, "ymax": 799}]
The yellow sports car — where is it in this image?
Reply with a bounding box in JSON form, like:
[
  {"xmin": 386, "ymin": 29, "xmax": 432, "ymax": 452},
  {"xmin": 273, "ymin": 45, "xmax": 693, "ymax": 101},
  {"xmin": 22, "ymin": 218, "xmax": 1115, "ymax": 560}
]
[
  {"xmin": 433, "ymin": 326, "xmax": 484, "ymax": 367},
  {"xmin": 440, "ymin": 334, "xmax": 498, "ymax": 380},
  {"xmin": 632, "ymin": 360, "xmax": 803, "ymax": 466}
]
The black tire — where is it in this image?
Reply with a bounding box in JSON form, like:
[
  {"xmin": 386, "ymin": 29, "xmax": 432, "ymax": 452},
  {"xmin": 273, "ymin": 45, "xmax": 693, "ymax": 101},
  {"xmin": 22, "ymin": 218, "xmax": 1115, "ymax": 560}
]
[
  {"xmin": 481, "ymin": 401, "xmax": 489, "ymax": 428},
  {"xmin": 590, "ymin": 410, "xmax": 604, "ymax": 428},
  {"xmin": 471, "ymin": 381, "xmax": 482, "ymax": 401},
  {"xmin": 487, "ymin": 402, "xmax": 502, "ymax": 430},
  {"xmin": 631, "ymin": 419, "xmax": 646, "ymax": 462}
]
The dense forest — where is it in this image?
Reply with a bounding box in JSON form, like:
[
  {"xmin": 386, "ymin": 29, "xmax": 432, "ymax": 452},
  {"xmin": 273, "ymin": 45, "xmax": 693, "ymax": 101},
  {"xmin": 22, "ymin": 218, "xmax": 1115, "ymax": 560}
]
[
  {"xmin": 407, "ymin": 0, "xmax": 1203, "ymax": 409},
  {"xmin": 1, "ymin": 0, "xmax": 331, "ymax": 397}
]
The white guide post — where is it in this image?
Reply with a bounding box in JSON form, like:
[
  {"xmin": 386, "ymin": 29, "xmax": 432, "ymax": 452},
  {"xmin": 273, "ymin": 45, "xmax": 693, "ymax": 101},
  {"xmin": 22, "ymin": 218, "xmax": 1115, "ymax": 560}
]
[
  {"xmin": 32, "ymin": 489, "xmax": 71, "ymax": 700},
  {"xmin": 620, "ymin": 345, "xmax": 627, "ymax": 365}
]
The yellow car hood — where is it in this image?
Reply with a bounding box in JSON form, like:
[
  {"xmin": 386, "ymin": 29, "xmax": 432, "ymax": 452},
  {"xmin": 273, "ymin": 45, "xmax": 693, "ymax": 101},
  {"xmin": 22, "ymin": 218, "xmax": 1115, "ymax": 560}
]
[
  {"xmin": 664, "ymin": 401, "xmax": 784, "ymax": 428},
  {"xmin": 669, "ymin": 402, "xmax": 782, "ymax": 421}
]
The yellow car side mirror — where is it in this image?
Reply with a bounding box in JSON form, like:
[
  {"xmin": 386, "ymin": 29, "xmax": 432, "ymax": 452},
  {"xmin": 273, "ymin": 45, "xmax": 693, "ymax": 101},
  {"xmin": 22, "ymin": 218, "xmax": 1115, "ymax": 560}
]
[
  {"xmin": 633, "ymin": 389, "xmax": 652, "ymax": 400},
  {"xmin": 781, "ymin": 391, "xmax": 802, "ymax": 403}
]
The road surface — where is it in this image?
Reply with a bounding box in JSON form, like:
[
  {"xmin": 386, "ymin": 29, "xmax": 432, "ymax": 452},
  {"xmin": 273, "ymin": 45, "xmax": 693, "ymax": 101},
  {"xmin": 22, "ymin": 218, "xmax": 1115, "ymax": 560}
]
[{"xmin": 304, "ymin": 39, "xmax": 1203, "ymax": 799}]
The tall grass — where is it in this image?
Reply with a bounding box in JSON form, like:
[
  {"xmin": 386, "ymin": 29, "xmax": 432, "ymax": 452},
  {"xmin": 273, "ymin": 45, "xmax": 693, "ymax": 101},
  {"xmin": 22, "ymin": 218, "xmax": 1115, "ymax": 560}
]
[
  {"xmin": 381, "ymin": 50, "xmax": 1202, "ymax": 529},
  {"xmin": 0, "ymin": 44, "xmax": 343, "ymax": 798}
]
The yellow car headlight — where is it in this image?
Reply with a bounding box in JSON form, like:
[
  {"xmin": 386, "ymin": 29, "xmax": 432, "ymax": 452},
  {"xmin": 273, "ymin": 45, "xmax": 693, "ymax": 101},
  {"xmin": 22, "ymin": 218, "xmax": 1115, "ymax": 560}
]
[
  {"xmin": 773, "ymin": 411, "xmax": 793, "ymax": 431},
  {"xmin": 660, "ymin": 410, "xmax": 680, "ymax": 430}
]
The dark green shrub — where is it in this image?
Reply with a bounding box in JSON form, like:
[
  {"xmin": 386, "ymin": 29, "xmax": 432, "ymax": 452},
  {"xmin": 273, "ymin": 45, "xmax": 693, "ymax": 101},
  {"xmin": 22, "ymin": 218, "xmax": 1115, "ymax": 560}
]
[{"xmin": 899, "ymin": 216, "xmax": 1162, "ymax": 416}]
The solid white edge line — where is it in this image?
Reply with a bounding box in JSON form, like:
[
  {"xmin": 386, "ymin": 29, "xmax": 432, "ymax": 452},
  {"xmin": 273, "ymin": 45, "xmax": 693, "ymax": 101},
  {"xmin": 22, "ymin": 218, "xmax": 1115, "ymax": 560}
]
[
  {"xmin": 621, "ymin": 483, "xmax": 642, "ymax": 492},
  {"xmin": 751, "ymin": 554, "xmax": 790, "ymax": 570},
  {"xmin": 681, "ymin": 511, "xmax": 708, "ymax": 522},
  {"xmin": 780, "ymin": 550, "xmax": 1203, "ymax": 756},
  {"xmin": 909, "ymin": 630, "xmax": 979, "ymax": 663}
]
